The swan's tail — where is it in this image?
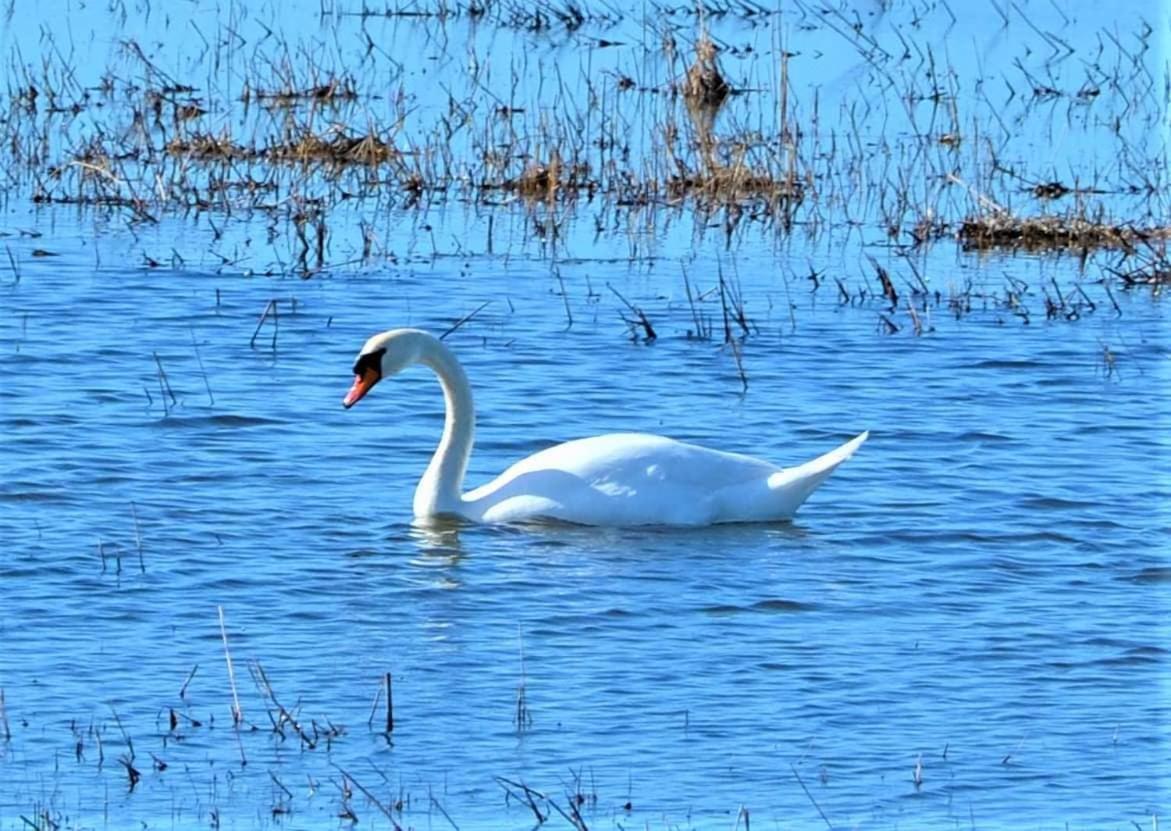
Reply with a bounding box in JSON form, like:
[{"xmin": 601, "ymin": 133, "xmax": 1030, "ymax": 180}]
[{"xmin": 765, "ymin": 431, "xmax": 869, "ymax": 517}]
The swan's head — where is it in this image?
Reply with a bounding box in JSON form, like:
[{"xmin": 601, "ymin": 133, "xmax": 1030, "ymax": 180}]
[{"xmin": 342, "ymin": 329, "xmax": 424, "ymax": 409}]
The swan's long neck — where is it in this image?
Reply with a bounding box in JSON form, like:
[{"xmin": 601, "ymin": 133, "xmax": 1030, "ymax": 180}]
[{"xmin": 413, "ymin": 335, "xmax": 475, "ymax": 517}]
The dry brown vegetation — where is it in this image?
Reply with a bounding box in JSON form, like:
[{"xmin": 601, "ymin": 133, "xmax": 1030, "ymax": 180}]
[
  {"xmin": 959, "ymin": 213, "xmax": 1171, "ymax": 253},
  {"xmin": 0, "ymin": 0, "xmax": 1165, "ymax": 297}
]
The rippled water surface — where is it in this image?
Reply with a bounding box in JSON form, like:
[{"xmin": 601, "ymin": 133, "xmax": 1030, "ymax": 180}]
[
  {"xmin": 1, "ymin": 1, "xmax": 1170, "ymax": 829},
  {"xmin": 3, "ymin": 243, "xmax": 1167, "ymax": 829}
]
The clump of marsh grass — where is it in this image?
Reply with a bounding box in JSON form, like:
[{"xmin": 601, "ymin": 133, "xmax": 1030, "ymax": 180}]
[
  {"xmin": 502, "ymin": 150, "xmax": 592, "ymax": 200},
  {"xmin": 242, "ymin": 75, "xmax": 359, "ymax": 108},
  {"xmin": 959, "ymin": 212, "xmax": 1171, "ymax": 253},
  {"xmin": 168, "ymin": 126, "xmax": 399, "ymax": 167}
]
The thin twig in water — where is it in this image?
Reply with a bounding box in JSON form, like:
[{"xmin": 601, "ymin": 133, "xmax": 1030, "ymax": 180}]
[
  {"xmin": 1102, "ymin": 281, "xmax": 1121, "ymax": 316},
  {"xmin": 249, "ymin": 660, "xmax": 317, "ymax": 748},
  {"xmin": 384, "ymin": 672, "xmax": 394, "ymax": 734},
  {"xmin": 250, "ymin": 300, "xmax": 276, "ymax": 349},
  {"xmin": 718, "ymin": 272, "xmax": 734, "ymax": 343},
  {"xmin": 683, "ymin": 270, "xmax": 710, "ymax": 339},
  {"xmin": 109, "ymin": 706, "xmax": 134, "ymax": 762},
  {"xmin": 0, "ymin": 688, "xmax": 10, "ymax": 741},
  {"xmin": 729, "ymin": 339, "xmax": 748, "ymax": 393},
  {"xmin": 834, "ymin": 277, "xmax": 851, "ymax": 305},
  {"xmin": 515, "ymin": 624, "xmax": 532, "ymax": 731},
  {"xmin": 545, "ymin": 794, "xmax": 588, "ymax": 831},
  {"xmin": 120, "ymin": 756, "xmax": 141, "ymax": 791},
  {"xmin": 366, "ymin": 678, "xmax": 383, "ymax": 729},
  {"xmin": 556, "ymin": 269, "xmax": 573, "ymax": 329},
  {"xmin": 332, "ymin": 765, "xmax": 401, "ymax": 829},
  {"xmin": 94, "ymin": 720, "xmax": 104, "ymax": 769},
  {"xmin": 495, "ymin": 777, "xmax": 547, "ymax": 824},
  {"xmin": 440, "ymin": 300, "xmax": 491, "ymax": 340},
  {"xmin": 130, "ymin": 501, "xmax": 144, "ymax": 573},
  {"xmin": 430, "ymin": 790, "xmax": 460, "ymax": 831},
  {"xmin": 190, "ymin": 327, "xmax": 215, "ymax": 405},
  {"xmin": 4, "ymin": 246, "xmax": 19, "ymax": 284},
  {"xmin": 270, "ymin": 771, "xmax": 294, "ymax": 800},
  {"xmin": 791, "ymin": 764, "xmax": 832, "ymax": 830},
  {"xmin": 607, "ymin": 283, "xmax": 656, "ymax": 341},
  {"xmin": 153, "ymin": 352, "xmax": 177, "ymax": 414},
  {"xmin": 179, "ymin": 664, "xmax": 199, "ymax": 700},
  {"xmin": 1003, "ymin": 731, "xmax": 1029, "ymax": 764},
  {"xmin": 217, "ymin": 606, "xmax": 243, "ymax": 726}
]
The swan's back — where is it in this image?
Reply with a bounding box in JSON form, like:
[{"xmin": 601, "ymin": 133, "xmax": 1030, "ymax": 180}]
[{"xmin": 462, "ymin": 432, "xmax": 866, "ymax": 526}]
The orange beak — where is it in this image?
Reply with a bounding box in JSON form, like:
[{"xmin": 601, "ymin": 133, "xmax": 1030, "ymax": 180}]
[{"xmin": 343, "ymin": 366, "xmax": 380, "ymax": 409}]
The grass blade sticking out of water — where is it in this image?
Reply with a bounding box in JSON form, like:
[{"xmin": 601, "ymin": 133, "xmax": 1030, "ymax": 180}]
[
  {"xmin": 189, "ymin": 328, "xmax": 215, "ymax": 406},
  {"xmin": 217, "ymin": 606, "xmax": 243, "ymax": 727},
  {"xmin": 250, "ymin": 300, "xmax": 278, "ymax": 350},
  {"xmin": 495, "ymin": 777, "xmax": 547, "ymax": 824},
  {"xmin": 608, "ymin": 283, "xmax": 656, "ymax": 342},
  {"xmin": 332, "ymin": 765, "xmax": 399, "ymax": 826},
  {"xmin": 130, "ymin": 501, "xmax": 144, "ymax": 573},
  {"xmin": 791, "ymin": 763, "xmax": 833, "ymax": 829},
  {"xmin": 0, "ymin": 688, "xmax": 10, "ymax": 742},
  {"xmin": 384, "ymin": 671, "xmax": 394, "ymax": 734},
  {"xmin": 514, "ymin": 624, "xmax": 532, "ymax": 732},
  {"xmin": 152, "ymin": 352, "xmax": 177, "ymax": 415}
]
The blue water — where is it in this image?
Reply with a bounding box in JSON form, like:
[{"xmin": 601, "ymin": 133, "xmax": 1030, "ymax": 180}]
[{"xmin": 1, "ymin": 1, "xmax": 1170, "ymax": 829}]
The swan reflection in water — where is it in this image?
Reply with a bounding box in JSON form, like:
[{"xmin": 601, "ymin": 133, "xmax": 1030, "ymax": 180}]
[
  {"xmin": 407, "ymin": 516, "xmax": 466, "ymax": 563},
  {"xmin": 404, "ymin": 512, "xmax": 817, "ymax": 571}
]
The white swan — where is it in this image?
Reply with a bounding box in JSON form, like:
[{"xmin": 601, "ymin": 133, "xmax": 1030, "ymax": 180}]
[{"xmin": 342, "ymin": 328, "xmax": 867, "ymax": 526}]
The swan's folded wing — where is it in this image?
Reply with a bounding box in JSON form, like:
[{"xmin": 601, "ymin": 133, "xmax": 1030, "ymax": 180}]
[{"xmin": 463, "ymin": 433, "xmax": 783, "ymax": 525}]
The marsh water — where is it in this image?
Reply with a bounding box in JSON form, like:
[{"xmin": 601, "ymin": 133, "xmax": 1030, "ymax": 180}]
[{"xmin": 1, "ymin": 1, "xmax": 1169, "ymax": 829}]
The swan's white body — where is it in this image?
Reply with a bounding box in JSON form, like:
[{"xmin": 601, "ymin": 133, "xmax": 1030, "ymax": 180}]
[
  {"xmin": 461, "ymin": 431, "xmax": 868, "ymax": 525},
  {"xmin": 343, "ymin": 329, "xmax": 867, "ymax": 527}
]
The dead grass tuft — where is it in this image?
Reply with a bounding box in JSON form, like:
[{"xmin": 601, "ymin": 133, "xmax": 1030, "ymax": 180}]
[
  {"xmin": 168, "ymin": 128, "xmax": 398, "ymax": 166},
  {"xmin": 959, "ymin": 213, "xmax": 1171, "ymax": 253}
]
